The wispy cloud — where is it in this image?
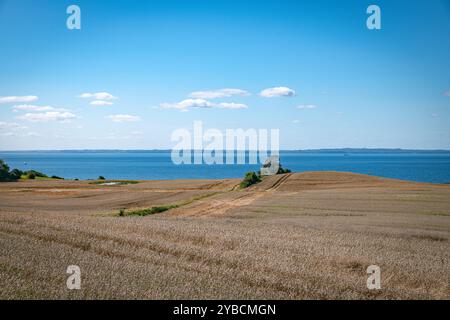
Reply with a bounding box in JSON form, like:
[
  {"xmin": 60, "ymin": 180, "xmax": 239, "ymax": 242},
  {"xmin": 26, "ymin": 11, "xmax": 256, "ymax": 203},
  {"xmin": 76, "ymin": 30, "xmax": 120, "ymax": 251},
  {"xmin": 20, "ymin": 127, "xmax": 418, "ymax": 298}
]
[
  {"xmin": 106, "ymin": 114, "xmax": 141, "ymax": 122},
  {"xmin": 260, "ymin": 87, "xmax": 295, "ymax": 98},
  {"xmin": 0, "ymin": 121, "xmax": 40, "ymax": 137},
  {"xmin": 0, "ymin": 131, "xmax": 40, "ymax": 138},
  {"xmin": 90, "ymin": 130, "xmax": 144, "ymax": 140},
  {"xmin": 297, "ymin": 104, "xmax": 317, "ymax": 109},
  {"xmin": 0, "ymin": 95, "xmax": 38, "ymax": 104},
  {"xmin": 189, "ymin": 88, "xmax": 249, "ymax": 99},
  {"xmin": 90, "ymin": 100, "xmax": 113, "ymax": 106},
  {"xmin": 12, "ymin": 104, "xmax": 55, "ymax": 112},
  {"xmin": 160, "ymin": 99, "xmax": 248, "ymax": 111},
  {"xmin": 18, "ymin": 111, "xmax": 77, "ymax": 122},
  {"xmin": 444, "ymin": 90, "xmax": 450, "ymax": 97},
  {"xmin": 0, "ymin": 121, "xmax": 27, "ymax": 131},
  {"xmin": 78, "ymin": 92, "xmax": 118, "ymax": 100},
  {"xmin": 160, "ymin": 99, "xmax": 215, "ymax": 110},
  {"xmin": 217, "ymin": 102, "xmax": 248, "ymax": 109}
]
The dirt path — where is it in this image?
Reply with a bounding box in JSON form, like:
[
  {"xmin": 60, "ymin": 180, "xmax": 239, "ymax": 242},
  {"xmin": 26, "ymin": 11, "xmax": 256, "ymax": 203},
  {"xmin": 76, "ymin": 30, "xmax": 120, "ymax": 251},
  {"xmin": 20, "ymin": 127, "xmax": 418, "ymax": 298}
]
[
  {"xmin": 267, "ymin": 173, "xmax": 293, "ymax": 190},
  {"xmin": 168, "ymin": 174, "xmax": 293, "ymax": 217},
  {"xmin": 169, "ymin": 191, "xmax": 266, "ymax": 217}
]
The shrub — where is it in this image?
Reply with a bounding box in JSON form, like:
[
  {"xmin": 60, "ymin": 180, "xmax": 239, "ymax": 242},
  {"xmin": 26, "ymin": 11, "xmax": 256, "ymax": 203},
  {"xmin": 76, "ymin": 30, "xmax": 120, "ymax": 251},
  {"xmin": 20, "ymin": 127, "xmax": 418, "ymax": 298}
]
[
  {"xmin": 98, "ymin": 176, "xmax": 106, "ymax": 180},
  {"xmin": 24, "ymin": 170, "xmax": 47, "ymax": 178},
  {"xmin": 125, "ymin": 205, "xmax": 179, "ymax": 217},
  {"xmin": 240, "ymin": 171, "xmax": 261, "ymax": 188},
  {"xmin": 51, "ymin": 175, "xmax": 64, "ymax": 180},
  {"xmin": 277, "ymin": 165, "xmax": 291, "ymax": 174},
  {"xmin": 10, "ymin": 169, "xmax": 23, "ymax": 180},
  {"xmin": 0, "ymin": 160, "xmax": 23, "ymax": 182},
  {"xmin": 0, "ymin": 159, "xmax": 52, "ymax": 182}
]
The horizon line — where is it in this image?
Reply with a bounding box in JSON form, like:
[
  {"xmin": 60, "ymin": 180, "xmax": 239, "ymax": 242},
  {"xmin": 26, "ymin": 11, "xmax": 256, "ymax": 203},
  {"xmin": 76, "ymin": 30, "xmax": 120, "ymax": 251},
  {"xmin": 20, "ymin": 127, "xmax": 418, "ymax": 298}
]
[{"xmin": 1, "ymin": 148, "xmax": 450, "ymax": 152}]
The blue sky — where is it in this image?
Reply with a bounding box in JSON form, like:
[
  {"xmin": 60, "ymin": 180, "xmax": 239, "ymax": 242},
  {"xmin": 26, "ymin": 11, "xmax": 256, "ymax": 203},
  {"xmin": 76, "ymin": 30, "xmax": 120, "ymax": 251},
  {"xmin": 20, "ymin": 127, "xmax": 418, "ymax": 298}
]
[{"xmin": 0, "ymin": 0, "xmax": 449, "ymax": 150}]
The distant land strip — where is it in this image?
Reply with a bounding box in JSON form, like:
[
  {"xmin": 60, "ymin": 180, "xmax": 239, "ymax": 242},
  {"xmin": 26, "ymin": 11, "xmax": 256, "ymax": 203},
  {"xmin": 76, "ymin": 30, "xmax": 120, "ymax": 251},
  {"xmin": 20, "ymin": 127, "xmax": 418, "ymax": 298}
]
[{"xmin": 1, "ymin": 148, "xmax": 450, "ymax": 154}]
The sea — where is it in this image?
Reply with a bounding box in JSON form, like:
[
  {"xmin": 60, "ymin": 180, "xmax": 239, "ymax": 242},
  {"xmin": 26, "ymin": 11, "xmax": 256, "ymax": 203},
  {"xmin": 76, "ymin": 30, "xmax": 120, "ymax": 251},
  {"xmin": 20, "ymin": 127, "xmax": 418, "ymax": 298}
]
[{"xmin": 0, "ymin": 150, "xmax": 449, "ymax": 184}]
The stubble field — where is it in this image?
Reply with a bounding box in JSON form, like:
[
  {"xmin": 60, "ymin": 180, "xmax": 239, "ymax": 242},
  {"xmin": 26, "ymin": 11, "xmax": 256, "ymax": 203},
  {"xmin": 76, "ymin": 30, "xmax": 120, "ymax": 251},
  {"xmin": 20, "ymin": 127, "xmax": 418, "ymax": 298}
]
[{"xmin": 0, "ymin": 172, "xmax": 449, "ymax": 299}]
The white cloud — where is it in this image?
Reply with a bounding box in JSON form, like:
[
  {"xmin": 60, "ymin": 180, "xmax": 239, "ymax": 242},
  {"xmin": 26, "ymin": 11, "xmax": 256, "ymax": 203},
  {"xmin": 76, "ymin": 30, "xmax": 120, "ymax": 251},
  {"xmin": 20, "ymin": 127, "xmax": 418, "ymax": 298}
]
[
  {"xmin": 189, "ymin": 88, "xmax": 249, "ymax": 99},
  {"xmin": 106, "ymin": 114, "xmax": 141, "ymax": 122},
  {"xmin": 12, "ymin": 104, "xmax": 56, "ymax": 112},
  {"xmin": 0, "ymin": 95, "xmax": 38, "ymax": 104},
  {"xmin": 78, "ymin": 92, "xmax": 118, "ymax": 100},
  {"xmin": 444, "ymin": 91, "xmax": 450, "ymax": 97},
  {"xmin": 297, "ymin": 104, "xmax": 317, "ymax": 109},
  {"xmin": 292, "ymin": 119, "xmax": 300, "ymax": 124},
  {"xmin": 217, "ymin": 102, "xmax": 248, "ymax": 109},
  {"xmin": 160, "ymin": 98, "xmax": 215, "ymax": 110},
  {"xmin": 90, "ymin": 100, "xmax": 113, "ymax": 106},
  {"xmin": 18, "ymin": 111, "xmax": 77, "ymax": 122},
  {"xmin": 177, "ymin": 99, "xmax": 214, "ymax": 109},
  {"xmin": 160, "ymin": 99, "xmax": 248, "ymax": 111},
  {"xmin": 260, "ymin": 87, "xmax": 295, "ymax": 98}
]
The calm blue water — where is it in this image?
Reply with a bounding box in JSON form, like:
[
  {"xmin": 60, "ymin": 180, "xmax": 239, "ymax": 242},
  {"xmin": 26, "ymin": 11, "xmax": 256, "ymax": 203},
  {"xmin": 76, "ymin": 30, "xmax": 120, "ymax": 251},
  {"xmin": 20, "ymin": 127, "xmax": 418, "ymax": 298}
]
[{"xmin": 0, "ymin": 151, "xmax": 449, "ymax": 183}]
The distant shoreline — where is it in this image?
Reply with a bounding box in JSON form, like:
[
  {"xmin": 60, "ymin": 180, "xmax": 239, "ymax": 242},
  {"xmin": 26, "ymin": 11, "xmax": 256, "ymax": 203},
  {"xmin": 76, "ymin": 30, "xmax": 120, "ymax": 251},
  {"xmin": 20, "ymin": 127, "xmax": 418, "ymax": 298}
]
[{"xmin": 1, "ymin": 148, "xmax": 450, "ymax": 154}]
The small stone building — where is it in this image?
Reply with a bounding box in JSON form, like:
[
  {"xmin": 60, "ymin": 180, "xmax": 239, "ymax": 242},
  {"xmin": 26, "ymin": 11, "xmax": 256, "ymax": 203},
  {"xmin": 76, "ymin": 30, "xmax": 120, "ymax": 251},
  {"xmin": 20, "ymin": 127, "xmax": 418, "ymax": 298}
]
[{"xmin": 260, "ymin": 156, "xmax": 280, "ymax": 176}]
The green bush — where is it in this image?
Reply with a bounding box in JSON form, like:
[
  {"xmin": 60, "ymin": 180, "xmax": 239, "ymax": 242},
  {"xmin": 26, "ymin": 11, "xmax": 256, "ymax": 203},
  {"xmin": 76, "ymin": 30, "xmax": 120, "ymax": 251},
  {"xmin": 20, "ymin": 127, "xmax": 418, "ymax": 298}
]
[
  {"xmin": 51, "ymin": 175, "xmax": 64, "ymax": 180},
  {"xmin": 277, "ymin": 165, "xmax": 291, "ymax": 174},
  {"xmin": 98, "ymin": 176, "xmax": 106, "ymax": 180},
  {"xmin": 24, "ymin": 170, "xmax": 47, "ymax": 178},
  {"xmin": 10, "ymin": 169, "xmax": 23, "ymax": 180},
  {"xmin": 125, "ymin": 204, "xmax": 179, "ymax": 216},
  {"xmin": 240, "ymin": 171, "xmax": 261, "ymax": 188},
  {"xmin": 0, "ymin": 159, "xmax": 23, "ymax": 182},
  {"xmin": 0, "ymin": 159, "xmax": 53, "ymax": 182}
]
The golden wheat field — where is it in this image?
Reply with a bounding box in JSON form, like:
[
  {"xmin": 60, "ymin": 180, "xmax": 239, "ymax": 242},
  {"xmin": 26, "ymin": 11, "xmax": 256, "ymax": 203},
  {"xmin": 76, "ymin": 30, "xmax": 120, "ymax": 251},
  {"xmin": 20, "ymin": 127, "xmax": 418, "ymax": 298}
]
[{"xmin": 0, "ymin": 171, "xmax": 449, "ymax": 299}]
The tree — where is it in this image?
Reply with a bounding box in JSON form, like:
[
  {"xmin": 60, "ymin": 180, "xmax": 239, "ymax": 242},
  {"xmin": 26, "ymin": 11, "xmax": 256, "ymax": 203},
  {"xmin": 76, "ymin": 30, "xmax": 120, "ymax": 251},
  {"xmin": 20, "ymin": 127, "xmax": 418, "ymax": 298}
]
[
  {"xmin": 0, "ymin": 159, "xmax": 11, "ymax": 181},
  {"xmin": 1, "ymin": 159, "xmax": 53, "ymax": 182}
]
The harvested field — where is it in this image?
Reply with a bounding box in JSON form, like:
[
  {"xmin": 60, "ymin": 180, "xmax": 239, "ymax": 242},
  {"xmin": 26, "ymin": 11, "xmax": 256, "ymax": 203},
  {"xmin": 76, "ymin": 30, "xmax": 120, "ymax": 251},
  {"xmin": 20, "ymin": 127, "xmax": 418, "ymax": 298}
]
[{"xmin": 0, "ymin": 172, "xmax": 449, "ymax": 299}]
